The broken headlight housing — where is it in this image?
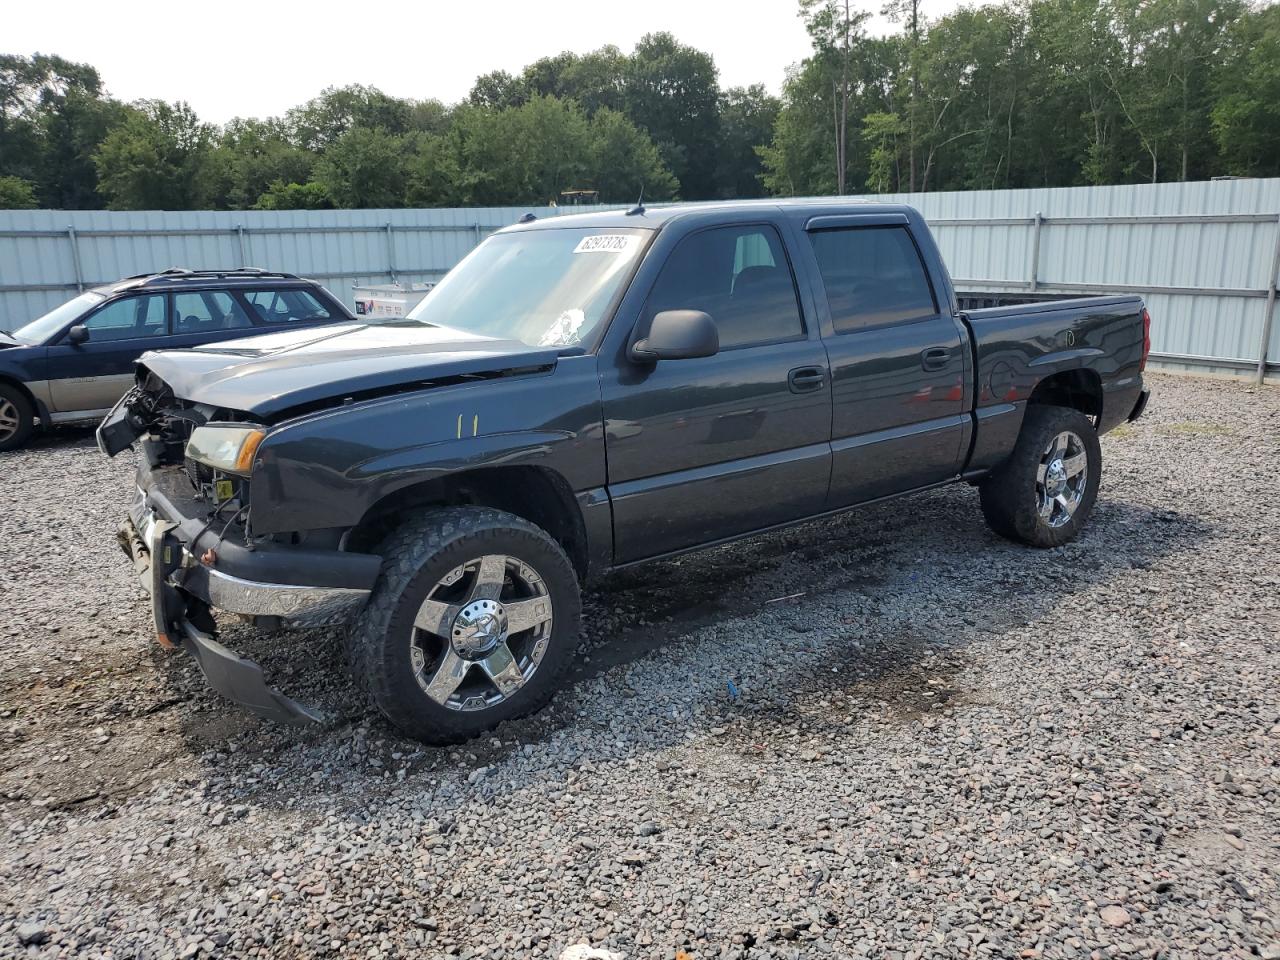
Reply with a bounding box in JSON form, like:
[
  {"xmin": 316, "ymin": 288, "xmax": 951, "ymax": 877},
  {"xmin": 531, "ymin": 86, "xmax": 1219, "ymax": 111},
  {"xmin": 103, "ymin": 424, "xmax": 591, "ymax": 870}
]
[{"xmin": 185, "ymin": 424, "xmax": 267, "ymax": 477}]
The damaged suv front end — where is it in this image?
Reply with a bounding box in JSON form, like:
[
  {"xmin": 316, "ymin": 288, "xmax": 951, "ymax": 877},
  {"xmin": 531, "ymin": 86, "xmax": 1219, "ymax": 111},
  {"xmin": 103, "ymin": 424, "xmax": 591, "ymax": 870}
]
[{"xmin": 100, "ymin": 368, "xmax": 380, "ymax": 724}]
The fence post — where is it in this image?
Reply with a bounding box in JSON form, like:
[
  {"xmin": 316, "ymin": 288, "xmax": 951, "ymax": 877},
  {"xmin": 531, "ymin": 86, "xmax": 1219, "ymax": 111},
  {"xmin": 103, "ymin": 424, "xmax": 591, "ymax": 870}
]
[
  {"xmin": 66, "ymin": 226, "xmax": 84, "ymax": 293},
  {"xmin": 1256, "ymin": 213, "xmax": 1280, "ymax": 385},
  {"xmin": 1029, "ymin": 212, "xmax": 1043, "ymax": 292},
  {"xmin": 473, "ymin": 222, "xmax": 481, "ymax": 248},
  {"xmin": 385, "ymin": 222, "xmax": 397, "ymax": 283},
  {"xmin": 236, "ymin": 224, "xmax": 248, "ymax": 268}
]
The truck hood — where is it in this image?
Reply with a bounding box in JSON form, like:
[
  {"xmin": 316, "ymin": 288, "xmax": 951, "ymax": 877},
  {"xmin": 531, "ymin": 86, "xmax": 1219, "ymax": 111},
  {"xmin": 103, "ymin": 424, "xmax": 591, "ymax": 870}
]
[{"xmin": 138, "ymin": 320, "xmax": 560, "ymax": 418}]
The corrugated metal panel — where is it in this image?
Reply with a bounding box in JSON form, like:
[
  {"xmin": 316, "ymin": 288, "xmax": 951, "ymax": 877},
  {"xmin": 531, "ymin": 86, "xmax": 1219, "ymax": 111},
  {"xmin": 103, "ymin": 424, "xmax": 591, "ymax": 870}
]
[
  {"xmin": 1, "ymin": 184, "xmax": 1276, "ymax": 375},
  {"xmin": 853, "ymin": 179, "xmax": 1280, "ymax": 373},
  {"xmin": 0, "ymin": 205, "xmax": 625, "ymax": 320}
]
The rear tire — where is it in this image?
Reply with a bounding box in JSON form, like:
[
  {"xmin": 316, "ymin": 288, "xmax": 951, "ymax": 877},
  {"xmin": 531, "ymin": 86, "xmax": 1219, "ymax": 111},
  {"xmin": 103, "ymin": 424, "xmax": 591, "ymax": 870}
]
[
  {"xmin": 0, "ymin": 383, "xmax": 35, "ymax": 452},
  {"xmin": 979, "ymin": 404, "xmax": 1101, "ymax": 548},
  {"xmin": 349, "ymin": 507, "xmax": 581, "ymax": 744}
]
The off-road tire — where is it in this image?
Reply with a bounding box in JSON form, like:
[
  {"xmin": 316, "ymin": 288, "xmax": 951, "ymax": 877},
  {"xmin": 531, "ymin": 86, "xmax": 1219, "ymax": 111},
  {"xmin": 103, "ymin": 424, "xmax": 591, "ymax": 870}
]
[
  {"xmin": 0, "ymin": 383, "xmax": 35, "ymax": 452},
  {"xmin": 349, "ymin": 507, "xmax": 581, "ymax": 743},
  {"xmin": 979, "ymin": 404, "xmax": 1102, "ymax": 548}
]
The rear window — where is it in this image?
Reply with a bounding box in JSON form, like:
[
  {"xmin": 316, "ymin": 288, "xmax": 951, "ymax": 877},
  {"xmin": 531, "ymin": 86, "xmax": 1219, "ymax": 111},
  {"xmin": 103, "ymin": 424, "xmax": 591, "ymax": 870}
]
[
  {"xmin": 808, "ymin": 226, "xmax": 937, "ymax": 333},
  {"xmin": 174, "ymin": 291, "xmax": 254, "ymax": 334},
  {"xmin": 243, "ymin": 288, "xmax": 334, "ymax": 324}
]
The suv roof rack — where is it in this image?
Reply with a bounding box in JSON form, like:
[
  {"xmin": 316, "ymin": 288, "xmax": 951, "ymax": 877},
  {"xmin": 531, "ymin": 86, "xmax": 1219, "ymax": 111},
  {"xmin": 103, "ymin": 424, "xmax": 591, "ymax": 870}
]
[{"xmin": 119, "ymin": 267, "xmax": 304, "ymax": 286}]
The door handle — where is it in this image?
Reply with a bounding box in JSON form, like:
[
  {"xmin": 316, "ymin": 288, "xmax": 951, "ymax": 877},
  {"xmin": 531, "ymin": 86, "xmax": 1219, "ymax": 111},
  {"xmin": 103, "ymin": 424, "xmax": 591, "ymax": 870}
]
[
  {"xmin": 787, "ymin": 365, "xmax": 826, "ymax": 393},
  {"xmin": 921, "ymin": 346, "xmax": 952, "ymax": 371}
]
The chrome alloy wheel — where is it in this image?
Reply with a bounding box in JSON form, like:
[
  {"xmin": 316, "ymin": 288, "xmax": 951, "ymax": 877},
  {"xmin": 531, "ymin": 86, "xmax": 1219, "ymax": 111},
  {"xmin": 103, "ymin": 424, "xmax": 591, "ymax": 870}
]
[
  {"xmin": 0, "ymin": 397, "xmax": 19, "ymax": 444},
  {"xmin": 1036, "ymin": 430, "xmax": 1088, "ymax": 528},
  {"xmin": 410, "ymin": 554, "xmax": 554, "ymax": 711}
]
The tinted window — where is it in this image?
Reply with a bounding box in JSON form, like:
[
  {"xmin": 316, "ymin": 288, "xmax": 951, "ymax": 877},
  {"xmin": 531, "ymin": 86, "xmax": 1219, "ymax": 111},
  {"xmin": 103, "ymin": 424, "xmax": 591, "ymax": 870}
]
[
  {"xmin": 808, "ymin": 226, "xmax": 937, "ymax": 333},
  {"xmin": 645, "ymin": 225, "xmax": 802, "ymax": 349},
  {"xmin": 78, "ymin": 294, "xmax": 167, "ymax": 343},
  {"xmin": 243, "ymin": 288, "xmax": 334, "ymax": 324},
  {"xmin": 173, "ymin": 291, "xmax": 253, "ymax": 334}
]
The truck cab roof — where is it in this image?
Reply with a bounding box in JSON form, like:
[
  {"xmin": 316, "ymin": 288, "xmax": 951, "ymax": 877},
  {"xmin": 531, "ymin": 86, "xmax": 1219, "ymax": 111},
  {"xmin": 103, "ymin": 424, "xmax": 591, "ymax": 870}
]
[{"xmin": 504, "ymin": 198, "xmax": 925, "ymax": 233}]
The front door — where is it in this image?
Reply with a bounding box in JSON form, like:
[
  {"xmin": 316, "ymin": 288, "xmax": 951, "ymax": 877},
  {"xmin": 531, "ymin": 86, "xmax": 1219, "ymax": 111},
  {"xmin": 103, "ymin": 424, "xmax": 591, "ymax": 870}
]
[
  {"xmin": 803, "ymin": 222, "xmax": 970, "ymax": 506},
  {"xmin": 46, "ymin": 293, "xmax": 168, "ymax": 416},
  {"xmin": 602, "ymin": 223, "xmax": 832, "ymax": 563}
]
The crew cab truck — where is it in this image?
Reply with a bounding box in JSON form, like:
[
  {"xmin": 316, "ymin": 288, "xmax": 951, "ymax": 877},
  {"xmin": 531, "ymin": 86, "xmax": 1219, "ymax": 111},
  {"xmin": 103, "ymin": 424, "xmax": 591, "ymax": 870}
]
[{"xmin": 98, "ymin": 201, "xmax": 1151, "ymax": 743}]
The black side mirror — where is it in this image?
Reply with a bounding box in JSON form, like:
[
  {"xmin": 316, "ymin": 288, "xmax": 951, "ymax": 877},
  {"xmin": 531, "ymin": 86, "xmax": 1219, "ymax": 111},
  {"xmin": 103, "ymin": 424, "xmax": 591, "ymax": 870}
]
[
  {"xmin": 631, "ymin": 310, "xmax": 719, "ymax": 362},
  {"xmin": 67, "ymin": 324, "xmax": 89, "ymax": 345}
]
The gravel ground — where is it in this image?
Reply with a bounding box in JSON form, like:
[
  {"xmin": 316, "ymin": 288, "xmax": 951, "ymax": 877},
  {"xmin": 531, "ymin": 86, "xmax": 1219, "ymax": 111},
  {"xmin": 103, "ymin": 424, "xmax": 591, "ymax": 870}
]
[{"xmin": 1, "ymin": 370, "xmax": 1277, "ymax": 960}]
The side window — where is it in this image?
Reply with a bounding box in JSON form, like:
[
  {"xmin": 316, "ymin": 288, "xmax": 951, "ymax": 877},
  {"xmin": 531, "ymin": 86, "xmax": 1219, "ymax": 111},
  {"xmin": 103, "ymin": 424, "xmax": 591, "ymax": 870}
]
[
  {"xmin": 173, "ymin": 291, "xmax": 253, "ymax": 335},
  {"xmin": 808, "ymin": 226, "xmax": 937, "ymax": 333},
  {"xmin": 243, "ymin": 288, "xmax": 334, "ymax": 325},
  {"xmin": 78, "ymin": 294, "xmax": 167, "ymax": 343},
  {"xmin": 645, "ymin": 224, "xmax": 804, "ymax": 350}
]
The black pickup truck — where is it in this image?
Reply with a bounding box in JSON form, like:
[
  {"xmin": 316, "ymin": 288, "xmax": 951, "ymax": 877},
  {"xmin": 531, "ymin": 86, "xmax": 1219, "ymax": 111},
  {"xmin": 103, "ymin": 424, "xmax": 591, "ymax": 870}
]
[{"xmin": 99, "ymin": 201, "xmax": 1150, "ymax": 742}]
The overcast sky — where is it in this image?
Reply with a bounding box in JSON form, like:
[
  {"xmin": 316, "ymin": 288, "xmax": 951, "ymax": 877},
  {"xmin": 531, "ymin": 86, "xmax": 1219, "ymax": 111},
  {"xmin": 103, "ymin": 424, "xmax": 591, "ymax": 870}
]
[{"xmin": 5, "ymin": 0, "xmax": 935, "ymax": 125}]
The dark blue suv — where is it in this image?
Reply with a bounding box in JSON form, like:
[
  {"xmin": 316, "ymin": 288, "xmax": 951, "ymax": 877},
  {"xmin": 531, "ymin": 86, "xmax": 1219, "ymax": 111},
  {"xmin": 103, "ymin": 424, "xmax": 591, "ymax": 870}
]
[{"xmin": 0, "ymin": 268, "xmax": 353, "ymax": 451}]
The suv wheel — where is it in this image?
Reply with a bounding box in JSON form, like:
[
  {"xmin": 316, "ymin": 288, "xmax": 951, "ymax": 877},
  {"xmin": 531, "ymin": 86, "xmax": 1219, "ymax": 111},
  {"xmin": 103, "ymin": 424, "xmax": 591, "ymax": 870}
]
[
  {"xmin": 350, "ymin": 507, "xmax": 581, "ymax": 743},
  {"xmin": 0, "ymin": 384, "xmax": 35, "ymax": 452},
  {"xmin": 979, "ymin": 404, "xmax": 1102, "ymax": 547}
]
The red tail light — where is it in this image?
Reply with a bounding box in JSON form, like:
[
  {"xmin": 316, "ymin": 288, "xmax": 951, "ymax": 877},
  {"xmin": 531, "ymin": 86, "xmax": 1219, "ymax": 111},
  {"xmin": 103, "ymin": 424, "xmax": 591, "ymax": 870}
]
[{"xmin": 1140, "ymin": 307, "xmax": 1152, "ymax": 371}]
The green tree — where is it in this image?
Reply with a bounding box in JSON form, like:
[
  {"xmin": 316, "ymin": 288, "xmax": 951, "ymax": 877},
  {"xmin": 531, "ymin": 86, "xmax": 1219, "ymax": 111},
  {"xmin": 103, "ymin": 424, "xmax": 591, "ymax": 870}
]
[
  {"xmin": 0, "ymin": 54, "xmax": 126, "ymax": 208},
  {"xmin": 623, "ymin": 32, "xmax": 722, "ymax": 199},
  {"xmin": 287, "ymin": 85, "xmax": 414, "ymax": 151},
  {"xmin": 587, "ymin": 106, "xmax": 678, "ymax": 201},
  {"xmin": 1212, "ymin": 3, "xmax": 1280, "ymax": 175},
  {"xmin": 209, "ymin": 117, "xmax": 315, "ymax": 209},
  {"xmin": 0, "ymin": 175, "xmax": 38, "ymax": 208},
  {"xmin": 520, "ymin": 47, "xmax": 627, "ymax": 115},
  {"xmin": 716, "ymin": 85, "xmax": 780, "ymax": 198},
  {"xmin": 861, "ymin": 112, "xmax": 906, "ymax": 192},
  {"xmin": 93, "ymin": 100, "xmax": 214, "ymax": 209},
  {"xmin": 253, "ymin": 180, "xmax": 332, "ymax": 210},
  {"xmin": 799, "ymin": 0, "xmax": 871, "ymax": 193},
  {"xmin": 467, "ymin": 70, "xmax": 527, "ymax": 110},
  {"xmin": 312, "ymin": 125, "xmax": 409, "ymax": 208}
]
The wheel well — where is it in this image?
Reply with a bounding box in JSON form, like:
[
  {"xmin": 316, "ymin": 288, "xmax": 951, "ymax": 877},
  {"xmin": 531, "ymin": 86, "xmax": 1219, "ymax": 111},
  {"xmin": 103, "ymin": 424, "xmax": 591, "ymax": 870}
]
[
  {"xmin": 347, "ymin": 466, "xmax": 589, "ymax": 580},
  {"xmin": 1027, "ymin": 369, "xmax": 1102, "ymax": 420},
  {"xmin": 0, "ymin": 376, "xmax": 40, "ymax": 418}
]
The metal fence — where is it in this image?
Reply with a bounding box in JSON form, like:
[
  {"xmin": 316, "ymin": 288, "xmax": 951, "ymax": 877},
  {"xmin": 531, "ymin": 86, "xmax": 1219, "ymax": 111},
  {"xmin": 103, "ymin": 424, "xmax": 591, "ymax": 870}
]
[
  {"xmin": 0, "ymin": 206, "xmax": 623, "ymax": 326},
  {"xmin": 1, "ymin": 179, "xmax": 1278, "ymax": 382},
  {"xmin": 859, "ymin": 178, "xmax": 1280, "ymax": 382}
]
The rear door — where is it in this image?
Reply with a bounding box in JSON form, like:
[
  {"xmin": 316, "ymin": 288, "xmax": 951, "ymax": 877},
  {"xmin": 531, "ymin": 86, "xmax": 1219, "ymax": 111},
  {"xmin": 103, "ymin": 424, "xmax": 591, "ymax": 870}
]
[
  {"xmin": 601, "ymin": 221, "xmax": 832, "ymax": 563},
  {"xmin": 800, "ymin": 216, "xmax": 970, "ymax": 506},
  {"xmin": 45, "ymin": 293, "xmax": 168, "ymax": 415}
]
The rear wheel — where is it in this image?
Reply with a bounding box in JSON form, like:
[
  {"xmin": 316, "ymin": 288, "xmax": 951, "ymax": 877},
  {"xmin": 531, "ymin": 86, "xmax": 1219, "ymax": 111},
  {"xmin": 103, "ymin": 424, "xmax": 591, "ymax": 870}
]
[
  {"xmin": 979, "ymin": 404, "xmax": 1101, "ymax": 547},
  {"xmin": 349, "ymin": 507, "xmax": 581, "ymax": 743},
  {"xmin": 0, "ymin": 384, "xmax": 35, "ymax": 452}
]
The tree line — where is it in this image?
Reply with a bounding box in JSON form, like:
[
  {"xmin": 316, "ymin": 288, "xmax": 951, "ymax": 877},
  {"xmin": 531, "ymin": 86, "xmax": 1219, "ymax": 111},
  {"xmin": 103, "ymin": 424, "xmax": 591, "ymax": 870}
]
[{"xmin": 1, "ymin": 0, "xmax": 1278, "ymax": 212}]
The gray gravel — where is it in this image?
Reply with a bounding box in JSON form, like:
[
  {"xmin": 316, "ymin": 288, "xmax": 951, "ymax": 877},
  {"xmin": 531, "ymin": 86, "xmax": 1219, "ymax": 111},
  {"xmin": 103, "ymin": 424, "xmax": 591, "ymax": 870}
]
[{"xmin": 1, "ymin": 371, "xmax": 1278, "ymax": 959}]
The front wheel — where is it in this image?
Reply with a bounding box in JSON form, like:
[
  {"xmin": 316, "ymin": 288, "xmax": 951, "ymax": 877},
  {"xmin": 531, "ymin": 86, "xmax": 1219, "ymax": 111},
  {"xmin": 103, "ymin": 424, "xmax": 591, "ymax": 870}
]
[
  {"xmin": 979, "ymin": 404, "xmax": 1102, "ymax": 547},
  {"xmin": 349, "ymin": 507, "xmax": 581, "ymax": 744},
  {"xmin": 0, "ymin": 384, "xmax": 35, "ymax": 452}
]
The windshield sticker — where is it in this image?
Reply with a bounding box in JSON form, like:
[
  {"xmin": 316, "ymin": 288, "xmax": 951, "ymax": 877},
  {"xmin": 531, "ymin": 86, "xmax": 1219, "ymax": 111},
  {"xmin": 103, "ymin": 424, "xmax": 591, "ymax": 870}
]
[
  {"xmin": 538, "ymin": 309, "xmax": 587, "ymax": 347},
  {"xmin": 573, "ymin": 234, "xmax": 636, "ymax": 254}
]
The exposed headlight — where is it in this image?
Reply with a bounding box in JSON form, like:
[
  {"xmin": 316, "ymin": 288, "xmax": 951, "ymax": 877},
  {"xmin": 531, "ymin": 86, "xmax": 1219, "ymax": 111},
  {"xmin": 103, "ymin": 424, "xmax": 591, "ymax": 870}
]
[{"xmin": 185, "ymin": 424, "xmax": 267, "ymax": 475}]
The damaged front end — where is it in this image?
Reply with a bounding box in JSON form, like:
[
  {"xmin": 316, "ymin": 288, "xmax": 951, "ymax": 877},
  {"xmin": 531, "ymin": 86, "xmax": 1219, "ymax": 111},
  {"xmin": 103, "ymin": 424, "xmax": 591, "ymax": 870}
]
[{"xmin": 99, "ymin": 369, "xmax": 379, "ymax": 725}]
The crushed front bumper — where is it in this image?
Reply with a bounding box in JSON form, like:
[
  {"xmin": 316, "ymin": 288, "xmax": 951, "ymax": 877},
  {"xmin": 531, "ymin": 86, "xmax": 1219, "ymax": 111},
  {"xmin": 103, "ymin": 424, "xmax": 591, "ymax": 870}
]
[{"xmin": 119, "ymin": 465, "xmax": 381, "ymax": 725}]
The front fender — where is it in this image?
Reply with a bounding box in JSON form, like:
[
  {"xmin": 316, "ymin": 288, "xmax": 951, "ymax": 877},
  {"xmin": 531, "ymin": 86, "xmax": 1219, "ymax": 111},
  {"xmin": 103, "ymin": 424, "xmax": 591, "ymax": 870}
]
[{"xmin": 246, "ymin": 358, "xmax": 606, "ymax": 535}]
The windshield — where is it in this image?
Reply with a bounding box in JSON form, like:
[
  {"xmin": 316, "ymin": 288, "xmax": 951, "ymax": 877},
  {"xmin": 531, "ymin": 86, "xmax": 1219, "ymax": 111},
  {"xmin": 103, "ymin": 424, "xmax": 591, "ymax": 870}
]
[
  {"xmin": 405, "ymin": 228, "xmax": 648, "ymax": 348},
  {"xmin": 11, "ymin": 291, "xmax": 105, "ymax": 344}
]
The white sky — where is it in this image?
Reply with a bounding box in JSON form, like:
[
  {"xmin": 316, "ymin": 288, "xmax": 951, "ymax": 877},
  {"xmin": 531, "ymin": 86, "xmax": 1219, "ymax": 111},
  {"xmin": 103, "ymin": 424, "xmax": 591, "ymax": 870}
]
[{"xmin": 4, "ymin": 0, "xmax": 934, "ymax": 125}]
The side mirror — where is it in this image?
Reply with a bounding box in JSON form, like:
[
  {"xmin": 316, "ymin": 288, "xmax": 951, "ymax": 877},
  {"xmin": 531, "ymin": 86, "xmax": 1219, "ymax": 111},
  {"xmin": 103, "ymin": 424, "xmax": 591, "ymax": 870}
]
[
  {"xmin": 67, "ymin": 324, "xmax": 89, "ymax": 346},
  {"xmin": 631, "ymin": 310, "xmax": 719, "ymax": 362}
]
